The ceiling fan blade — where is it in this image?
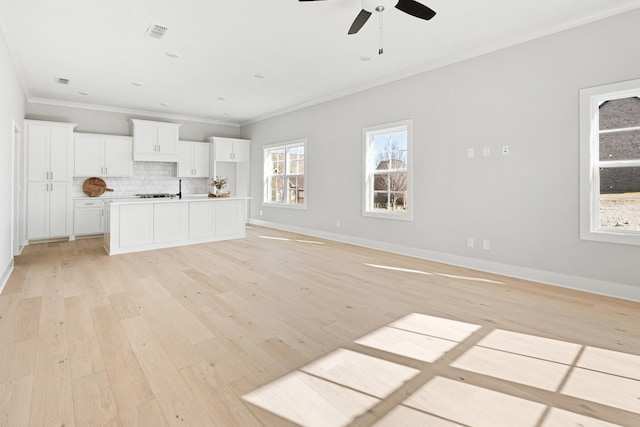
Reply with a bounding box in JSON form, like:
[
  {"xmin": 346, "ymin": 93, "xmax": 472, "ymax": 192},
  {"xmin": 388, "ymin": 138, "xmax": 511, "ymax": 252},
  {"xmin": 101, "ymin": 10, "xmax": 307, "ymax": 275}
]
[
  {"xmin": 348, "ymin": 9, "xmax": 372, "ymax": 35},
  {"xmin": 395, "ymin": 0, "xmax": 436, "ymax": 20}
]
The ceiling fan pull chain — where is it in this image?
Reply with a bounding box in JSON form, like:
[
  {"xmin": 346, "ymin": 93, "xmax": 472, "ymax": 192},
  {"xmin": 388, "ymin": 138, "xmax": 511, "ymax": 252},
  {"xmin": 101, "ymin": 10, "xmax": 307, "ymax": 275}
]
[{"xmin": 378, "ymin": 10, "xmax": 384, "ymax": 55}]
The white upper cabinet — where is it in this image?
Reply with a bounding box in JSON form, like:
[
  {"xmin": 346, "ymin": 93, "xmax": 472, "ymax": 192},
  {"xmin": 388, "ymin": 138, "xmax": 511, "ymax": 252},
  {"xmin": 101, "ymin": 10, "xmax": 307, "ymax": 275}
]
[
  {"xmin": 26, "ymin": 120, "xmax": 76, "ymax": 182},
  {"xmin": 209, "ymin": 137, "xmax": 250, "ymax": 162},
  {"xmin": 130, "ymin": 119, "xmax": 181, "ymax": 161},
  {"xmin": 177, "ymin": 141, "xmax": 210, "ymax": 177},
  {"xmin": 74, "ymin": 133, "xmax": 133, "ymax": 177}
]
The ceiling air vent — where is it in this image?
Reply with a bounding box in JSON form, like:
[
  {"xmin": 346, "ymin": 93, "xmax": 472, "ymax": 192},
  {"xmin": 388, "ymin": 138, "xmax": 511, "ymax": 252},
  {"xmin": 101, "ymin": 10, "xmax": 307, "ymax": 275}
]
[
  {"xmin": 55, "ymin": 77, "xmax": 70, "ymax": 85},
  {"xmin": 145, "ymin": 23, "xmax": 168, "ymax": 39}
]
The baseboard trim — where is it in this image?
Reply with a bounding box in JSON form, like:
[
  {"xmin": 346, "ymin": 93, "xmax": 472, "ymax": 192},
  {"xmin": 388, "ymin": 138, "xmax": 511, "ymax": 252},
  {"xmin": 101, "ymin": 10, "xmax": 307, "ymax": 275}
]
[
  {"xmin": 249, "ymin": 219, "xmax": 640, "ymax": 303},
  {"xmin": 0, "ymin": 257, "xmax": 14, "ymax": 295}
]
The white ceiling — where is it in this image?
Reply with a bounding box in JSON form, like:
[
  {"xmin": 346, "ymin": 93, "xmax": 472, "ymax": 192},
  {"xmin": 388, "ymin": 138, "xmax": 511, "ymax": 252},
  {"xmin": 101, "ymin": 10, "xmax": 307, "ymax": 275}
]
[{"xmin": 1, "ymin": 0, "xmax": 640, "ymax": 125}]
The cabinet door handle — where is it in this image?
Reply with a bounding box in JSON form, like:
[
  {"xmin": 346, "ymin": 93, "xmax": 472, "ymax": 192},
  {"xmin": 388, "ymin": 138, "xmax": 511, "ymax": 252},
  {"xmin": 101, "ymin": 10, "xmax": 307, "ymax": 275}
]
[
  {"xmin": 51, "ymin": 171, "xmax": 54, "ymax": 180},
  {"xmin": 105, "ymin": 167, "xmax": 108, "ymax": 175}
]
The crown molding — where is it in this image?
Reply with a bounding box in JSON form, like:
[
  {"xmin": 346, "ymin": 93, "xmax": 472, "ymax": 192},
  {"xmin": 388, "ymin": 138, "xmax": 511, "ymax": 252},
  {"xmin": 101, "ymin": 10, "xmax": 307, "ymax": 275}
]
[{"xmin": 27, "ymin": 97, "xmax": 240, "ymax": 127}]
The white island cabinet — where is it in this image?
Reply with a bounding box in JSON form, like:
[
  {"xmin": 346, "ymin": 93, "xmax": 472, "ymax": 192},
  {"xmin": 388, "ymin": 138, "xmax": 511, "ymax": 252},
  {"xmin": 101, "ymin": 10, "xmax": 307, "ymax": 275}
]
[{"xmin": 104, "ymin": 197, "xmax": 247, "ymax": 255}]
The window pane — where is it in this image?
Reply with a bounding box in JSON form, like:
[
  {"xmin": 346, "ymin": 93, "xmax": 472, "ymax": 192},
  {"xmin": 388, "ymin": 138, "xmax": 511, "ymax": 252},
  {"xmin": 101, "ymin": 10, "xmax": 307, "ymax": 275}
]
[
  {"xmin": 269, "ymin": 176, "xmax": 285, "ymax": 202},
  {"xmin": 287, "ymin": 176, "xmax": 304, "ymax": 204},
  {"xmin": 391, "ymin": 192, "xmax": 408, "ymax": 211},
  {"xmin": 599, "ymin": 196, "xmax": 640, "ymax": 231},
  {"xmin": 391, "ymin": 130, "xmax": 407, "ymax": 151},
  {"xmin": 373, "ymin": 192, "xmax": 389, "ymax": 210},
  {"xmin": 600, "ymin": 166, "xmax": 640, "ymax": 193},
  {"xmin": 374, "ymin": 174, "xmax": 388, "ymax": 191},
  {"xmin": 599, "ymin": 97, "xmax": 640, "ymax": 130},
  {"xmin": 373, "ymin": 134, "xmax": 389, "ymax": 153},
  {"xmin": 599, "ymin": 130, "xmax": 640, "ymax": 161},
  {"xmin": 389, "ymin": 172, "xmax": 408, "ymax": 192},
  {"xmin": 389, "ymin": 150, "xmax": 407, "ymax": 169}
]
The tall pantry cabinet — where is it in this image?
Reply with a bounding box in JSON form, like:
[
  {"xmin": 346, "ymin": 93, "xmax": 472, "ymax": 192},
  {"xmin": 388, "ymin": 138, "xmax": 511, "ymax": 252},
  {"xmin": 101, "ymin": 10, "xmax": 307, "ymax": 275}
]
[{"xmin": 25, "ymin": 120, "xmax": 77, "ymax": 240}]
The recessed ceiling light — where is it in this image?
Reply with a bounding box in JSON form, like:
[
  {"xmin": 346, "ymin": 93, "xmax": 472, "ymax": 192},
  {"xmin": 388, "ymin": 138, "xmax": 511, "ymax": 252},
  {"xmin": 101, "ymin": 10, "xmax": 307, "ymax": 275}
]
[
  {"xmin": 254, "ymin": 73, "xmax": 265, "ymax": 79},
  {"xmin": 359, "ymin": 55, "xmax": 371, "ymax": 61},
  {"xmin": 160, "ymin": 102, "xmax": 169, "ymax": 107},
  {"xmin": 55, "ymin": 77, "xmax": 70, "ymax": 85},
  {"xmin": 78, "ymin": 91, "xmax": 89, "ymax": 96},
  {"xmin": 217, "ymin": 97, "xmax": 226, "ymax": 102},
  {"xmin": 165, "ymin": 52, "xmax": 180, "ymax": 59},
  {"xmin": 131, "ymin": 82, "xmax": 143, "ymax": 87}
]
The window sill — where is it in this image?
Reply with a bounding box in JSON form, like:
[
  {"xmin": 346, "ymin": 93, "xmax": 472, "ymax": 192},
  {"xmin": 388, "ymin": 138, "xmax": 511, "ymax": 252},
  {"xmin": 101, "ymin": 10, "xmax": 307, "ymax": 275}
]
[
  {"xmin": 263, "ymin": 202, "xmax": 307, "ymax": 210},
  {"xmin": 580, "ymin": 229, "xmax": 640, "ymax": 246},
  {"xmin": 362, "ymin": 210, "xmax": 413, "ymax": 221}
]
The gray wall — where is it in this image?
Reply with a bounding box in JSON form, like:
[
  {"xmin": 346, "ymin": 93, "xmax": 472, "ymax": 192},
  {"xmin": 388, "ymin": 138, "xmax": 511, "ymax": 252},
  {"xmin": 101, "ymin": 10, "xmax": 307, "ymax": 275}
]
[
  {"xmin": 242, "ymin": 9, "xmax": 640, "ymax": 295},
  {"xmin": 0, "ymin": 26, "xmax": 26, "ymax": 288},
  {"xmin": 25, "ymin": 103, "xmax": 241, "ymax": 141}
]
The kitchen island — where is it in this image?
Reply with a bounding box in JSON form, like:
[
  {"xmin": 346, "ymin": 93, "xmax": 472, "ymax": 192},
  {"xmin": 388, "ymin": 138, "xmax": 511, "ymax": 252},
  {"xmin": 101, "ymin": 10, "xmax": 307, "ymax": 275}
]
[{"xmin": 104, "ymin": 196, "xmax": 247, "ymax": 255}]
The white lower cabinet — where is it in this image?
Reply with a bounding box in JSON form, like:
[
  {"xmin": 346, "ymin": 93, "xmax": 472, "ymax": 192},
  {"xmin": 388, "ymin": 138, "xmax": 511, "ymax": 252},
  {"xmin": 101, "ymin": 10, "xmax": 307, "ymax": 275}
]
[
  {"xmin": 216, "ymin": 200, "xmax": 241, "ymax": 236},
  {"xmin": 28, "ymin": 182, "xmax": 71, "ymax": 240},
  {"xmin": 119, "ymin": 204, "xmax": 154, "ymax": 247},
  {"xmin": 105, "ymin": 198, "xmax": 247, "ymax": 255},
  {"xmin": 189, "ymin": 202, "xmax": 215, "ymax": 239},
  {"xmin": 154, "ymin": 203, "xmax": 188, "ymax": 243},
  {"xmin": 73, "ymin": 199, "xmax": 105, "ymax": 236}
]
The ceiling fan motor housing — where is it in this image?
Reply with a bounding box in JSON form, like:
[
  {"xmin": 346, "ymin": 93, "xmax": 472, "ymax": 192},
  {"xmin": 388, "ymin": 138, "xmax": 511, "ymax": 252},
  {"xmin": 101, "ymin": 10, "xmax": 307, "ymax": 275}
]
[{"xmin": 363, "ymin": 0, "xmax": 397, "ymax": 13}]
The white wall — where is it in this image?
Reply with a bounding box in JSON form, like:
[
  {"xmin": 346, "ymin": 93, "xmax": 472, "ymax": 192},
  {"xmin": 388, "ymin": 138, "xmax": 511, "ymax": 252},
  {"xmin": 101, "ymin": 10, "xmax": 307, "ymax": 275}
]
[
  {"xmin": 242, "ymin": 9, "xmax": 640, "ymax": 300},
  {"xmin": 0, "ymin": 25, "xmax": 26, "ymax": 291}
]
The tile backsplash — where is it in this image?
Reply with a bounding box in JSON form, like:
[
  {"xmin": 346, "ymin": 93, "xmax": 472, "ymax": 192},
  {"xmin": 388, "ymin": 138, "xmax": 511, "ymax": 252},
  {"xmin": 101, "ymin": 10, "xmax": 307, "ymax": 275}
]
[{"xmin": 72, "ymin": 162, "xmax": 209, "ymax": 197}]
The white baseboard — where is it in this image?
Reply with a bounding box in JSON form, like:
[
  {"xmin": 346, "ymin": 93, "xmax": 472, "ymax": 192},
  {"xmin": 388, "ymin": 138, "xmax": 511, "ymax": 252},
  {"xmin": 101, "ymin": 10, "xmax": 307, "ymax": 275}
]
[
  {"xmin": 249, "ymin": 219, "xmax": 640, "ymax": 303},
  {"xmin": 0, "ymin": 257, "xmax": 14, "ymax": 295}
]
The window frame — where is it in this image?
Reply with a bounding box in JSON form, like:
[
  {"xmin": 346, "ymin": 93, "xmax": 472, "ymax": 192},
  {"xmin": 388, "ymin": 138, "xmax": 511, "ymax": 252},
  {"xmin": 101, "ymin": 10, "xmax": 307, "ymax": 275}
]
[
  {"xmin": 362, "ymin": 119, "xmax": 413, "ymax": 221},
  {"xmin": 579, "ymin": 78, "xmax": 640, "ymax": 246},
  {"xmin": 263, "ymin": 139, "xmax": 307, "ymax": 209}
]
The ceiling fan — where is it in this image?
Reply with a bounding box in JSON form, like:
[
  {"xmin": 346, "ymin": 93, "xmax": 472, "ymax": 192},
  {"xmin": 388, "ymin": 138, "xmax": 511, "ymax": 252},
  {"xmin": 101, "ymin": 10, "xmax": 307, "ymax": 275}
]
[{"xmin": 299, "ymin": 0, "xmax": 436, "ymax": 35}]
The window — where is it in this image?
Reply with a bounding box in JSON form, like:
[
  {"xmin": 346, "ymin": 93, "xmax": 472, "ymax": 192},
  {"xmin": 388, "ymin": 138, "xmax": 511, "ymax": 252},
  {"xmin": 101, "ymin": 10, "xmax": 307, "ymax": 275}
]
[
  {"xmin": 580, "ymin": 78, "xmax": 640, "ymax": 245},
  {"xmin": 363, "ymin": 120, "xmax": 413, "ymax": 220},
  {"xmin": 264, "ymin": 139, "xmax": 306, "ymax": 208}
]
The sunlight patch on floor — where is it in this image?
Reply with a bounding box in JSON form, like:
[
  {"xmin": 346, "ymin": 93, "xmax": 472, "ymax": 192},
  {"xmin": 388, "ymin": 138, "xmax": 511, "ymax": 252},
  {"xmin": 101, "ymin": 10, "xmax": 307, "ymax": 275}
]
[
  {"xmin": 243, "ymin": 370, "xmax": 379, "ymax": 427},
  {"xmin": 243, "ymin": 313, "xmax": 637, "ymax": 426},
  {"xmin": 364, "ymin": 263, "xmax": 504, "ymax": 284},
  {"xmin": 540, "ymin": 408, "xmax": 623, "ymax": 427},
  {"xmin": 477, "ymin": 329, "xmax": 582, "ymax": 364},
  {"xmin": 562, "ymin": 368, "xmax": 640, "ymax": 413},
  {"xmin": 300, "ymin": 348, "xmax": 420, "ymax": 399},
  {"xmin": 258, "ymin": 235, "xmax": 325, "ymax": 244},
  {"xmin": 355, "ymin": 326, "xmax": 460, "ymax": 363},
  {"xmin": 451, "ymin": 346, "xmax": 571, "ymax": 391},
  {"xmin": 402, "ymin": 376, "xmax": 546, "ymax": 427},
  {"xmin": 390, "ymin": 313, "xmax": 482, "ymax": 342}
]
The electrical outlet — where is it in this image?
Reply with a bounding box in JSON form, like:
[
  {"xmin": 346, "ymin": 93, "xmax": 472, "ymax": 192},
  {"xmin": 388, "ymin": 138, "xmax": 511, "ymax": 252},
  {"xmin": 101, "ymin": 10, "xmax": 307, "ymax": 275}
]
[
  {"xmin": 467, "ymin": 148, "xmax": 475, "ymax": 158},
  {"xmin": 482, "ymin": 240, "xmax": 491, "ymax": 250},
  {"xmin": 483, "ymin": 146, "xmax": 491, "ymax": 157},
  {"xmin": 336, "ymin": 220, "xmax": 340, "ymax": 228},
  {"xmin": 467, "ymin": 238, "xmax": 474, "ymax": 248},
  {"xmin": 259, "ymin": 210, "xmax": 263, "ymax": 216},
  {"xmin": 502, "ymin": 145, "xmax": 509, "ymax": 155}
]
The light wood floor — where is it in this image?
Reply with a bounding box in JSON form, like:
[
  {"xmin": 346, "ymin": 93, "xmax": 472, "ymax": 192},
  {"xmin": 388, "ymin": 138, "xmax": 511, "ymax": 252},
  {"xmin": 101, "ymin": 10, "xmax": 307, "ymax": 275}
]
[{"xmin": 1, "ymin": 226, "xmax": 639, "ymax": 426}]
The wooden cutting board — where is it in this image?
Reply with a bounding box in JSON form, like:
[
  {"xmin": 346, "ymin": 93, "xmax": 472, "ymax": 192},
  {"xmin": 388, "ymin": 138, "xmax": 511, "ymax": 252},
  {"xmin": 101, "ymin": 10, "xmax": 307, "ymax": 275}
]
[{"xmin": 82, "ymin": 177, "xmax": 113, "ymax": 197}]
